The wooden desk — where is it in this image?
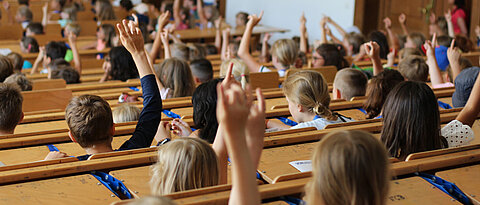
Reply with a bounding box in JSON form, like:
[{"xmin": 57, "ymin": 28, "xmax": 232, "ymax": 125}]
[
  {"xmin": 436, "ymin": 164, "xmax": 480, "ymax": 204},
  {"xmin": 387, "ymin": 177, "xmax": 460, "ymax": 204},
  {"xmin": 174, "ymin": 25, "xmax": 289, "ymax": 40},
  {"xmin": 0, "ymin": 174, "xmax": 120, "ymax": 204}
]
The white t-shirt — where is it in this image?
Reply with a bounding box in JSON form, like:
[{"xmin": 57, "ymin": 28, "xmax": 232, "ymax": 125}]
[
  {"xmin": 291, "ymin": 115, "xmax": 354, "ymax": 130},
  {"xmin": 259, "ymin": 66, "xmax": 286, "ymax": 77},
  {"xmin": 441, "ymin": 120, "xmax": 474, "ymax": 147},
  {"xmin": 160, "ymin": 87, "xmax": 172, "ymax": 100}
]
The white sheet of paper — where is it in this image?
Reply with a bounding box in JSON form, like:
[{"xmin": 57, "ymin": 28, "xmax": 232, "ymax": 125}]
[
  {"xmin": 289, "ymin": 160, "xmax": 312, "ymax": 172},
  {"xmin": 0, "ymin": 48, "xmax": 12, "ymax": 56}
]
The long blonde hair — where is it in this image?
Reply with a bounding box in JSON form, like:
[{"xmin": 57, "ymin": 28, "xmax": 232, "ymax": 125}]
[
  {"xmin": 306, "ymin": 130, "xmax": 390, "ymax": 205},
  {"xmin": 95, "ymin": 0, "xmax": 116, "ymax": 21},
  {"xmin": 150, "ymin": 138, "xmax": 220, "ymax": 196},
  {"xmin": 220, "ymin": 59, "xmax": 249, "ymax": 89},
  {"xmin": 112, "ymin": 104, "xmax": 140, "ymax": 123},
  {"xmin": 155, "ymin": 58, "xmax": 195, "ymax": 98},
  {"xmin": 282, "ymin": 70, "xmax": 336, "ymax": 121},
  {"xmin": 271, "ymin": 39, "xmax": 298, "ymax": 69}
]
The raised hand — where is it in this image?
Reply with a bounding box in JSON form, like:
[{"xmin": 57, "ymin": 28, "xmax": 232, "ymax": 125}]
[
  {"xmin": 67, "ymin": 32, "xmax": 77, "ymax": 44},
  {"xmin": 429, "ymin": 12, "xmax": 436, "ymax": 24},
  {"xmin": 157, "ymin": 11, "xmax": 171, "ymax": 30},
  {"xmin": 262, "ymin": 33, "xmax": 271, "ymax": 43},
  {"xmin": 383, "ymin": 17, "xmax": 392, "ymax": 30},
  {"xmin": 160, "ymin": 28, "xmax": 169, "ymax": 44},
  {"xmin": 247, "ymin": 11, "xmax": 264, "ymax": 28},
  {"xmin": 300, "ymin": 12, "xmax": 307, "ymax": 33},
  {"xmin": 364, "ymin": 41, "xmax": 380, "ymax": 58},
  {"xmin": 245, "ymin": 87, "xmax": 266, "ymax": 167},
  {"xmin": 171, "ymin": 119, "xmax": 192, "ymax": 137},
  {"xmin": 447, "ymin": 39, "xmax": 461, "ymax": 66},
  {"xmin": 215, "ymin": 16, "xmax": 223, "ymax": 29},
  {"xmin": 398, "ymin": 13, "xmax": 406, "ymax": 24},
  {"xmin": 424, "ymin": 33, "xmax": 437, "ymax": 57},
  {"xmin": 325, "ymin": 26, "xmax": 333, "ymax": 36},
  {"xmin": 216, "ymin": 82, "xmax": 250, "ymax": 135},
  {"xmin": 155, "ymin": 121, "xmax": 172, "ymax": 143},
  {"xmin": 222, "ymin": 62, "xmax": 235, "ymax": 88},
  {"xmin": 445, "ymin": 10, "xmax": 452, "ymax": 22},
  {"xmin": 320, "ymin": 16, "xmax": 328, "ymax": 28},
  {"xmin": 42, "ymin": 2, "xmax": 48, "ymax": 13},
  {"xmin": 116, "ymin": 20, "xmax": 145, "ymax": 54}
]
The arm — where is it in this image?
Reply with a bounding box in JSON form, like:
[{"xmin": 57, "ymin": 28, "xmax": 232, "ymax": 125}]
[
  {"xmin": 425, "ymin": 34, "xmax": 445, "ymax": 86},
  {"xmin": 398, "ymin": 13, "xmax": 409, "ymax": 36},
  {"xmin": 319, "ymin": 17, "xmax": 328, "ymax": 44},
  {"xmin": 456, "ymin": 17, "xmax": 468, "ymax": 36},
  {"xmin": 245, "ymin": 88, "xmax": 266, "ymax": 168},
  {"xmin": 325, "ymin": 26, "xmax": 342, "ymax": 45},
  {"xmin": 196, "ymin": 0, "xmax": 208, "ymax": 27},
  {"xmin": 68, "ymin": 33, "xmax": 82, "ymax": 74},
  {"xmin": 456, "ymin": 73, "xmax": 480, "ymax": 127},
  {"xmin": 326, "ymin": 16, "xmax": 347, "ymax": 39},
  {"xmin": 212, "ymin": 123, "xmax": 228, "ymax": 185},
  {"xmin": 299, "ymin": 13, "xmax": 308, "ymax": 53},
  {"xmin": 447, "ymin": 39, "xmax": 462, "ymax": 82},
  {"xmin": 259, "ymin": 33, "xmax": 271, "ymax": 63},
  {"xmin": 445, "ymin": 10, "xmax": 455, "ymax": 38},
  {"xmin": 266, "ymin": 119, "xmax": 292, "ymax": 130},
  {"xmin": 214, "ymin": 17, "xmax": 223, "ymax": 53},
  {"xmin": 364, "ymin": 41, "xmax": 383, "ymax": 76},
  {"xmin": 2, "ymin": 1, "xmax": 13, "ymax": 25},
  {"xmin": 41, "ymin": 3, "xmax": 48, "ymax": 26},
  {"xmin": 30, "ymin": 47, "xmax": 45, "ymax": 74},
  {"xmin": 149, "ymin": 11, "xmax": 170, "ymax": 61},
  {"xmin": 221, "ymin": 28, "xmax": 230, "ymax": 61},
  {"xmin": 384, "ymin": 17, "xmax": 400, "ymax": 52},
  {"xmin": 237, "ymin": 12, "xmax": 264, "ymax": 73},
  {"xmin": 160, "ymin": 29, "xmax": 171, "ymax": 59},
  {"xmin": 173, "ymin": 0, "xmax": 182, "ymax": 28}
]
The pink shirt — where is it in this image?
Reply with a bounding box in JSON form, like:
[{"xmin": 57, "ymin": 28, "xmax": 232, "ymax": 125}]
[{"xmin": 452, "ymin": 8, "xmax": 466, "ymax": 35}]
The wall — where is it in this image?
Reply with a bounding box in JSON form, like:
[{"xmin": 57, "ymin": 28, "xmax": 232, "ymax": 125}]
[{"xmin": 225, "ymin": 0, "xmax": 356, "ymax": 43}]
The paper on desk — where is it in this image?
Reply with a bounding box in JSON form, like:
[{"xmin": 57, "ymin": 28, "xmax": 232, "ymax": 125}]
[
  {"xmin": 0, "ymin": 48, "xmax": 12, "ymax": 56},
  {"xmin": 289, "ymin": 160, "xmax": 312, "ymax": 172}
]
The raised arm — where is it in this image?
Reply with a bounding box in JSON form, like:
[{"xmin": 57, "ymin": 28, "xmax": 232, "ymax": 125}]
[
  {"xmin": 117, "ymin": 20, "xmax": 154, "ymax": 77},
  {"xmin": 149, "ymin": 11, "xmax": 170, "ymax": 61},
  {"xmin": 398, "ymin": 13, "xmax": 409, "ymax": 36},
  {"xmin": 447, "ymin": 39, "xmax": 462, "ymax": 82},
  {"xmin": 325, "ymin": 26, "xmax": 342, "ymax": 45},
  {"xmin": 259, "ymin": 33, "xmax": 271, "ymax": 63},
  {"xmin": 221, "ymin": 28, "xmax": 230, "ymax": 61},
  {"xmin": 68, "ymin": 33, "xmax": 82, "ymax": 74},
  {"xmin": 425, "ymin": 34, "xmax": 445, "ymax": 86},
  {"xmin": 456, "ymin": 73, "xmax": 480, "ymax": 127},
  {"xmin": 237, "ymin": 11, "xmax": 264, "ymax": 73},
  {"xmin": 326, "ymin": 16, "xmax": 347, "ymax": 39},
  {"xmin": 173, "ymin": 0, "xmax": 182, "ymax": 28},
  {"xmin": 319, "ymin": 17, "xmax": 328, "ymax": 44},
  {"xmin": 299, "ymin": 13, "xmax": 308, "ymax": 53},
  {"xmin": 364, "ymin": 41, "xmax": 383, "ymax": 76},
  {"xmin": 196, "ymin": 0, "xmax": 208, "ymax": 27},
  {"xmin": 30, "ymin": 47, "xmax": 45, "ymax": 74},
  {"xmin": 214, "ymin": 17, "xmax": 223, "ymax": 53},
  {"xmin": 160, "ymin": 29, "xmax": 171, "ymax": 59},
  {"xmin": 384, "ymin": 17, "xmax": 400, "ymax": 52},
  {"xmin": 445, "ymin": 10, "xmax": 455, "ymax": 38}
]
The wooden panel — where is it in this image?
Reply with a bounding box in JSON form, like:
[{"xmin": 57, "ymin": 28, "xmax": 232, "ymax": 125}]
[
  {"xmin": 436, "ymin": 164, "xmax": 480, "ymax": 204},
  {"xmin": 32, "ymin": 79, "xmax": 67, "ymax": 90},
  {"xmin": 250, "ymin": 72, "xmax": 280, "ymax": 89},
  {"xmin": 0, "ymin": 24, "xmax": 23, "ymax": 40},
  {"xmin": 387, "ymin": 177, "xmax": 460, "ymax": 204},
  {"xmin": 22, "ymin": 88, "xmax": 72, "ymax": 112}
]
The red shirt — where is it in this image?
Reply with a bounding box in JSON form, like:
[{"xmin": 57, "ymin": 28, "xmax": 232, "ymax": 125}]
[{"xmin": 452, "ymin": 8, "xmax": 466, "ymax": 34}]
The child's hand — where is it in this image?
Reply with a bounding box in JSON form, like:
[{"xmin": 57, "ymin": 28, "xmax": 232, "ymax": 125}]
[
  {"xmin": 42, "ymin": 2, "xmax": 48, "ymax": 13},
  {"xmin": 171, "ymin": 119, "xmax": 192, "ymax": 137},
  {"xmin": 216, "ymin": 82, "xmax": 250, "ymax": 135},
  {"xmin": 299, "ymin": 12, "xmax": 307, "ymax": 33},
  {"xmin": 246, "ymin": 11, "xmax": 264, "ymax": 28},
  {"xmin": 383, "ymin": 17, "xmax": 392, "ymax": 30},
  {"xmin": 245, "ymin": 87, "xmax": 266, "ymax": 162},
  {"xmin": 398, "ymin": 13, "xmax": 406, "ymax": 24},
  {"xmin": 116, "ymin": 20, "xmax": 145, "ymax": 54},
  {"xmin": 222, "ymin": 62, "xmax": 236, "ymax": 88},
  {"xmin": 155, "ymin": 121, "xmax": 172, "ymax": 143},
  {"xmin": 325, "ymin": 26, "xmax": 333, "ymax": 36},
  {"xmin": 44, "ymin": 151, "xmax": 68, "ymax": 160},
  {"xmin": 424, "ymin": 33, "xmax": 437, "ymax": 57},
  {"xmin": 445, "ymin": 10, "xmax": 452, "ymax": 22},
  {"xmin": 364, "ymin": 41, "xmax": 380, "ymax": 59},
  {"xmin": 215, "ymin": 16, "xmax": 223, "ymax": 29},
  {"xmin": 2, "ymin": 0, "xmax": 9, "ymax": 10},
  {"xmin": 67, "ymin": 33, "xmax": 77, "ymax": 44},
  {"xmin": 160, "ymin": 29, "xmax": 169, "ymax": 44},
  {"xmin": 447, "ymin": 39, "xmax": 461, "ymax": 65},
  {"xmin": 262, "ymin": 33, "xmax": 271, "ymax": 43},
  {"xmin": 320, "ymin": 16, "xmax": 328, "ymax": 28},
  {"xmin": 157, "ymin": 11, "xmax": 171, "ymax": 30},
  {"xmin": 222, "ymin": 28, "xmax": 231, "ymax": 38}
]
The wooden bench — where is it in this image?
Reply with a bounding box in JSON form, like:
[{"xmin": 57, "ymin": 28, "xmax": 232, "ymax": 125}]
[
  {"xmin": 436, "ymin": 164, "xmax": 480, "ymax": 204},
  {"xmin": 22, "ymin": 88, "xmax": 72, "ymax": 113},
  {"xmin": 32, "ymin": 79, "xmax": 66, "ymax": 90}
]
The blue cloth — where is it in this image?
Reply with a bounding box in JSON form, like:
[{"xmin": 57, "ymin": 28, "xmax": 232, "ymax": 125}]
[
  {"xmin": 435, "ymin": 46, "xmax": 450, "ymax": 71},
  {"xmin": 162, "ymin": 110, "xmax": 181, "ymax": 119},
  {"xmin": 417, "ymin": 173, "xmax": 472, "ymax": 205},
  {"xmin": 438, "ymin": 100, "xmax": 452, "ymax": 109},
  {"xmin": 47, "ymin": 144, "xmax": 60, "ymax": 152},
  {"xmin": 22, "ymin": 60, "xmax": 33, "ymax": 69},
  {"xmin": 276, "ymin": 117, "xmax": 298, "ymax": 126},
  {"xmin": 91, "ymin": 171, "xmax": 132, "ymax": 199}
]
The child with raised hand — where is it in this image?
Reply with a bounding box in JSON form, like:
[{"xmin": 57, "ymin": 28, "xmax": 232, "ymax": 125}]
[
  {"xmin": 173, "ymin": 0, "xmax": 190, "ymax": 30},
  {"xmin": 44, "ymin": 19, "xmax": 162, "ymax": 160},
  {"xmin": 82, "ymin": 24, "xmax": 117, "ymax": 52},
  {"xmin": 149, "ymin": 11, "xmax": 171, "ymax": 61},
  {"xmin": 238, "ymin": 11, "xmax": 298, "ymax": 77},
  {"xmin": 424, "ymin": 33, "xmax": 454, "ymax": 88},
  {"xmin": 299, "ymin": 13, "xmax": 308, "ymax": 54}
]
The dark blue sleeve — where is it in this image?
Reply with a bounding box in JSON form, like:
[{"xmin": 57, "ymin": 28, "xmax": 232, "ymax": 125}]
[{"xmin": 118, "ymin": 74, "xmax": 162, "ymax": 150}]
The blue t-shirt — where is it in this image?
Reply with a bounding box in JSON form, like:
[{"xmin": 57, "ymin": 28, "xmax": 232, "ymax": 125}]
[{"xmin": 22, "ymin": 60, "xmax": 33, "ymax": 69}]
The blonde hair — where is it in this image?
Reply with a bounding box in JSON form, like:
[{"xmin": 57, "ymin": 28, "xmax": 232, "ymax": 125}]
[
  {"xmin": 155, "ymin": 58, "xmax": 195, "ymax": 98},
  {"xmin": 220, "ymin": 59, "xmax": 249, "ymax": 89},
  {"xmin": 171, "ymin": 43, "xmax": 189, "ymax": 62},
  {"xmin": 305, "ymin": 130, "xmax": 390, "ymax": 205},
  {"xmin": 112, "ymin": 104, "xmax": 141, "ymax": 123},
  {"xmin": 150, "ymin": 138, "xmax": 219, "ymax": 195},
  {"xmin": 126, "ymin": 196, "xmax": 176, "ymax": 205},
  {"xmin": 282, "ymin": 70, "xmax": 336, "ymax": 121},
  {"xmin": 66, "ymin": 22, "xmax": 81, "ymax": 36},
  {"xmin": 271, "ymin": 39, "xmax": 298, "ymax": 69}
]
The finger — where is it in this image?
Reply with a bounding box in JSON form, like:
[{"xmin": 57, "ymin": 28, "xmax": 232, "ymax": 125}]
[
  {"xmin": 116, "ymin": 23, "xmax": 128, "ymax": 37},
  {"xmin": 224, "ymin": 62, "xmax": 234, "ymax": 84},
  {"xmin": 122, "ymin": 19, "xmax": 131, "ymax": 37},
  {"xmin": 132, "ymin": 13, "xmax": 139, "ymax": 25},
  {"xmin": 450, "ymin": 39, "xmax": 455, "ymax": 49},
  {"xmin": 258, "ymin": 10, "xmax": 264, "ymax": 20},
  {"xmin": 256, "ymin": 88, "xmax": 265, "ymax": 112},
  {"xmin": 217, "ymin": 84, "xmax": 227, "ymax": 109},
  {"xmin": 245, "ymin": 84, "xmax": 253, "ymax": 107},
  {"xmin": 432, "ymin": 33, "xmax": 437, "ymax": 47}
]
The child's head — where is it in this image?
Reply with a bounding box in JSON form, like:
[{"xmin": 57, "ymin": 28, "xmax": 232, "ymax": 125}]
[
  {"xmin": 368, "ymin": 31, "xmax": 389, "ymax": 59},
  {"xmin": 305, "ymin": 130, "xmax": 390, "ymax": 205},
  {"xmin": 125, "ymin": 196, "xmax": 176, "ymax": 205},
  {"xmin": 381, "ymin": 81, "xmax": 447, "ymax": 159},
  {"xmin": 404, "ymin": 32, "xmax": 426, "ymax": 51},
  {"xmin": 44, "ymin": 41, "xmax": 68, "ymax": 65},
  {"xmin": 398, "ymin": 55, "xmax": 428, "ymax": 82},
  {"xmin": 171, "ymin": 43, "xmax": 189, "ymax": 62},
  {"xmin": 98, "ymin": 24, "xmax": 117, "ymax": 48},
  {"xmin": 15, "ymin": 5, "xmax": 33, "ymax": 23},
  {"xmin": 313, "ymin": 44, "xmax": 347, "ymax": 70},
  {"xmin": 220, "ymin": 58, "xmax": 249, "ymax": 89},
  {"xmin": 0, "ymin": 55, "xmax": 14, "ymax": 82},
  {"xmin": 343, "ymin": 32, "xmax": 366, "ymax": 55},
  {"xmin": 235, "ymin": 12, "xmax": 249, "ymax": 27},
  {"xmin": 4, "ymin": 73, "xmax": 32, "ymax": 91},
  {"xmin": 25, "ymin": 22, "xmax": 44, "ymax": 36},
  {"xmin": 107, "ymin": 46, "xmax": 138, "ymax": 81},
  {"xmin": 155, "ymin": 58, "xmax": 195, "ymax": 98},
  {"xmin": 203, "ymin": 6, "xmax": 219, "ymax": 21},
  {"xmin": 6, "ymin": 52, "xmax": 24, "ymax": 73},
  {"xmin": 332, "ymin": 68, "xmax": 368, "ymax": 101},
  {"xmin": 50, "ymin": 66, "xmax": 81, "ymax": 84},
  {"xmin": 436, "ymin": 17, "xmax": 448, "ymax": 36},
  {"xmin": 65, "ymin": 95, "xmax": 114, "ymax": 148},
  {"xmin": 192, "ymin": 79, "xmax": 222, "ymax": 143},
  {"xmin": 20, "ymin": 36, "xmax": 39, "ymax": 53},
  {"xmin": 364, "ymin": 69, "xmax": 405, "ymax": 119},
  {"xmin": 436, "ymin": 35, "xmax": 453, "ymax": 47},
  {"xmin": 283, "ymin": 70, "xmax": 336, "ymax": 122},
  {"xmin": 65, "ymin": 23, "xmax": 81, "ymax": 36},
  {"xmin": 186, "ymin": 43, "xmax": 207, "ymax": 61},
  {"xmin": 50, "ymin": 0, "xmax": 66, "ymax": 11},
  {"xmin": 271, "ymin": 39, "xmax": 299, "ymax": 70},
  {"xmin": 454, "ymin": 35, "xmax": 474, "ymax": 53},
  {"xmin": 295, "ymin": 51, "xmax": 308, "ymax": 68},
  {"xmin": 446, "ymin": 57, "xmax": 472, "ymax": 83},
  {"xmin": 60, "ymin": 6, "xmax": 77, "ymax": 21},
  {"xmin": 95, "ymin": 0, "xmax": 116, "ymax": 21},
  {"xmin": 112, "ymin": 104, "xmax": 141, "ymax": 123},
  {"xmin": 150, "ymin": 138, "xmax": 219, "ymax": 195},
  {"xmin": 398, "ymin": 47, "xmax": 423, "ymax": 62},
  {"xmin": 0, "ymin": 83, "xmax": 23, "ymax": 134},
  {"xmin": 190, "ymin": 58, "xmax": 213, "ymax": 84},
  {"xmin": 120, "ymin": 0, "xmax": 134, "ymax": 12}
]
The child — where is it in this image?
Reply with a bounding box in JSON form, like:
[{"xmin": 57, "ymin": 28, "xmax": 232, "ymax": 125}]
[
  {"xmin": 42, "ymin": 3, "xmax": 77, "ymax": 28},
  {"xmin": 95, "ymin": 0, "xmax": 116, "ymax": 21},
  {"xmin": 235, "ymin": 12, "xmax": 249, "ymax": 28},
  {"xmin": 452, "ymin": 67, "xmax": 480, "ymax": 108},
  {"xmin": 449, "ymin": 0, "xmax": 468, "ymax": 35},
  {"xmin": 49, "ymin": 0, "xmax": 66, "ymax": 13},
  {"xmin": 6, "ymin": 52, "xmax": 24, "ymax": 73},
  {"xmin": 397, "ymin": 55, "xmax": 429, "ymax": 82},
  {"xmin": 15, "ymin": 5, "xmax": 32, "ymax": 29},
  {"xmin": 20, "ymin": 36, "xmax": 39, "ymax": 54},
  {"xmin": 31, "ymin": 41, "xmax": 68, "ymax": 74},
  {"xmin": 25, "ymin": 22, "xmax": 44, "ymax": 36},
  {"xmin": 113, "ymin": 104, "xmax": 141, "ymax": 123},
  {"xmin": 0, "ymin": 83, "xmax": 23, "ymax": 135},
  {"xmin": 0, "ymin": 55, "xmax": 14, "ymax": 82},
  {"xmin": 82, "ymin": 24, "xmax": 117, "ymax": 52},
  {"xmin": 173, "ymin": 0, "xmax": 191, "ymax": 30},
  {"xmin": 65, "ymin": 22, "xmax": 81, "ymax": 37},
  {"xmin": 404, "ymin": 32, "xmax": 426, "ymax": 52},
  {"xmin": 4, "ymin": 73, "xmax": 32, "ymax": 91},
  {"xmin": 154, "ymin": 58, "xmax": 195, "ymax": 99},
  {"xmin": 44, "ymin": 19, "xmax": 163, "ymax": 160},
  {"xmin": 363, "ymin": 69, "xmax": 405, "ymax": 119},
  {"xmin": 267, "ymin": 70, "xmax": 352, "ymax": 131},
  {"xmin": 381, "ymin": 79, "xmax": 480, "ymax": 160},
  {"xmin": 332, "ymin": 68, "xmax": 368, "ymax": 101},
  {"xmin": 220, "ymin": 59, "xmax": 249, "ymax": 89},
  {"xmin": 312, "ymin": 44, "xmax": 348, "ymax": 70},
  {"xmin": 190, "ymin": 58, "xmax": 213, "ymax": 84},
  {"xmin": 238, "ymin": 12, "xmax": 298, "ymax": 77},
  {"xmin": 50, "ymin": 65, "xmax": 80, "ymax": 84},
  {"xmin": 100, "ymin": 46, "xmax": 139, "ymax": 82}
]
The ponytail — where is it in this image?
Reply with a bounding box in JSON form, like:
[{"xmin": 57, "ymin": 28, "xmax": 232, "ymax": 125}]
[{"xmin": 313, "ymin": 102, "xmax": 337, "ymax": 121}]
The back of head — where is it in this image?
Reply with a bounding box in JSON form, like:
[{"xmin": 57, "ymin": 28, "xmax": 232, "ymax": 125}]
[
  {"xmin": 345, "ymin": 32, "xmax": 366, "ymax": 55},
  {"xmin": 408, "ymin": 32, "xmax": 426, "ymax": 51},
  {"xmin": 62, "ymin": 6, "xmax": 77, "ymax": 21},
  {"xmin": 26, "ymin": 22, "xmax": 44, "ymax": 35},
  {"xmin": 315, "ymin": 44, "xmax": 347, "ymax": 71},
  {"xmin": 437, "ymin": 35, "xmax": 453, "ymax": 47},
  {"xmin": 452, "ymin": 67, "xmax": 480, "ymax": 107},
  {"xmin": 283, "ymin": 70, "xmax": 336, "ymax": 121},
  {"xmin": 398, "ymin": 48, "xmax": 422, "ymax": 61},
  {"xmin": 126, "ymin": 196, "xmax": 176, "ymax": 205},
  {"xmin": 112, "ymin": 103, "xmax": 141, "ymax": 123},
  {"xmin": 220, "ymin": 59, "xmax": 249, "ymax": 88},
  {"xmin": 454, "ymin": 35, "xmax": 474, "ymax": 53},
  {"xmin": 436, "ymin": 17, "xmax": 448, "ymax": 36},
  {"xmin": 171, "ymin": 43, "xmax": 189, "ymax": 62},
  {"xmin": 381, "ymin": 81, "xmax": 446, "ymax": 159},
  {"xmin": 0, "ymin": 55, "xmax": 14, "ymax": 82},
  {"xmin": 192, "ymin": 79, "xmax": 221, "ymax": 143},
  {"xmin": 398, "ymin": 55, "xmax": 428, "ymax": 82},
  {"xmin": 156, "ymin": 58, "xmax": 195, "ymax": 98},
  {"xmin": 0, "ymin": 83, "xmax": 23, "ymax": 133},
  {"xmin": 306, "ymin": 130, "xmax": 389, "ymax": 205},
  {"xmin": 190, "ymin": 58, "xmax": 213, "ymax": 83},
  {"xmin": 66, "ymin": 23, "xmax": 81, "ymax": 36},
  {"xmin": 271, "ymin": 39, "xmax": 299, "ymax": 69},
  {"xmin": 364, "ymin": 69, "xmax": 404, "ymax": 119},
  {"xmin": 50, "ymin": 66, "xmax": 80, "ymax": 84},
  {"xmin": 333, "ymin": 68, "xmax": 368, "ymax": 101},
  {"xmin": 368, "ymin": 31, "xmax": 389, "ymax": 59},
  {"xmin": 21, "ymin": 37, "xmax": 39, "ymax": 53},
  {"xmin": 150, "ymin": 138, "xmax": 219, "ymax": 195},
  {"xmin": 65, "ymin": 95, "xmax": 113, "ymax": 148},
  {"xmin": 100, "ymin": 24, "xmax": 117, "ymax": 48},
  {"xmin": 120, "ymin": 0, "xmax": 134, "ymax": 11},
  {"xmin": 109, "ymin": 46, "xmax": 138, "ymax": 81},
  {"xmin": 18, "ymin": 5, "xmax": 33, "ymax": 21},
  {"xmin": 187, "ymin": 43, "xmax": 206, "ymax": 61},
  {"xmin": 45, "ymin": 41, "xmax": 67, "ymax": 61},
  {"xmin": 6, "ymin": 52, "xmax": 24, "ymax": 72},
  {"xmin": 4, "ymin": 73, "xmax": 32, "ymax": 91},
  {"xmin": 96, "ymin": 0, "xmax": 116, "ymax": 21}
]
